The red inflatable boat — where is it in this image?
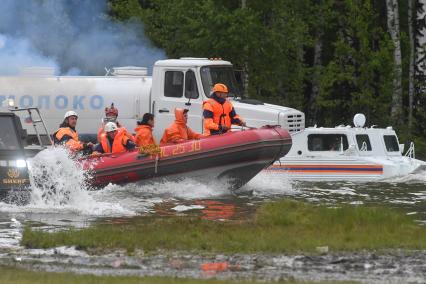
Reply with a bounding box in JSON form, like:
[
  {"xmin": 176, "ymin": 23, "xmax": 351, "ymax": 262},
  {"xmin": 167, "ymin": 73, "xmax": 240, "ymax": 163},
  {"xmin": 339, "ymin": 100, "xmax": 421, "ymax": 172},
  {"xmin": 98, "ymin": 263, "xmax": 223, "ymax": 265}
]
[{"xmin": 82, "ymin": 126, "xmax": 292, "ymax": 190}]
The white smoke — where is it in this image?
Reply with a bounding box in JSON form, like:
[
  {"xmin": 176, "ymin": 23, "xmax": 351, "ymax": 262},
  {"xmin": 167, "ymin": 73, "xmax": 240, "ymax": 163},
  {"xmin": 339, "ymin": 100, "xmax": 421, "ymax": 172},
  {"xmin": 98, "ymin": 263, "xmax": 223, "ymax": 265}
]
[
  {"xmin": 0, "ymin": 0, "xmax": 165, "ymax": 75},
  {"xmin": 0, "ymin": 34, "xmax": 59, "ymax": 75}
]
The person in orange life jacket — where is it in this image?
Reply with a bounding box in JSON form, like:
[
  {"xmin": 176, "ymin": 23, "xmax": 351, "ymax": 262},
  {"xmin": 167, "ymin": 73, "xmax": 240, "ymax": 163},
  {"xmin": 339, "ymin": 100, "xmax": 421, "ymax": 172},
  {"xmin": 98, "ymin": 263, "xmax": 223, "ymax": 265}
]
[
  {"xmin": 94, "ymin": 122, "xmax": 136, "ymax": 154},
  {"xmin": 203, "ymin": 83, "xmax": 245, "ymax": 135},
  {"xmin": 135, "ymin": 113, "xmax": 157, "ymax": 147},
  {"xmin": 53, "ymin": 111, "xmax": 94, "ymax": 153},
  {"xmin": 97, "ymin": 103, "xmax": 135, "ymax": 143},
  {"xmin": 160, "ymin": 108, "xmax": 203, "ymax": 145}
]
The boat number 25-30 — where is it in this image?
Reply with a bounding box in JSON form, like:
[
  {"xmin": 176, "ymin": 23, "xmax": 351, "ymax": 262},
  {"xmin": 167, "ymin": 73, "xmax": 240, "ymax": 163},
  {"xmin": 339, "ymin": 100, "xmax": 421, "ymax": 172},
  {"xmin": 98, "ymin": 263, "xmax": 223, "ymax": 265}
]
[{"xmin": 160, "ymin": 141, "xmax": 202, "ymax": 158}]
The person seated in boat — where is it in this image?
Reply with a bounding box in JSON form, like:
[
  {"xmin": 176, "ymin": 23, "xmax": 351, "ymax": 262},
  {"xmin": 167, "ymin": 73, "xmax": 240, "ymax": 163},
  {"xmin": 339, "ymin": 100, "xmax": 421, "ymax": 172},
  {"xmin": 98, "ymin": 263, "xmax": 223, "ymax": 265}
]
[
  {"xmin": 311, "ymin": 137, "xmax": 323, "ymax": 151},
  {"xmin": 94, "ymin": 122, "xmax": 136, "ymax": 154},
  {"xmin": 53, "ymin": 111, "xmax": 94, "ymax": 154},
  {"xmin": 97, "ymin": 103, "xmax": 135, "ymax": 143},
  {"xmin": 329, "ymin": 137, "xmax": 342, "ymax": 151},
  {"xmin": 135, "ymin": 113, "xmax": 157, "ymax": 147},
  {"xmin": 160, "ymin": 108, "xmax": 203, "ymax": 145},
  {"xmin": 203, "ymin": 83, "xmax": 246, "ymax": 135}
]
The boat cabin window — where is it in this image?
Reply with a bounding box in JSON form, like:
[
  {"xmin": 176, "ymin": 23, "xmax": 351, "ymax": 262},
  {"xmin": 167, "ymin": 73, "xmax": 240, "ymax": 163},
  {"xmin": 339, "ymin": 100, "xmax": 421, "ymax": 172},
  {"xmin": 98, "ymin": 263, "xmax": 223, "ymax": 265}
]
[
  {"xmin": 383, "ymin": 135, "xmax": 399, "ymax": 152},
  {"xmin": 308, "ymin": 134, "xmax": 349, "ymax": 151},
  {"xmin": 0, "ymin": 117, "xmax": 20, "ymax": 150},
  {"xmin": 164, "ymin": 71, "xmax": 184, "ymax": 98},
  {"xmin": 356, "ymin": 134, "xmax": 372, "ymax": 151},
  {"xmin": 184, "ymin": 70, "xmax": 199, "ymax": 99}
]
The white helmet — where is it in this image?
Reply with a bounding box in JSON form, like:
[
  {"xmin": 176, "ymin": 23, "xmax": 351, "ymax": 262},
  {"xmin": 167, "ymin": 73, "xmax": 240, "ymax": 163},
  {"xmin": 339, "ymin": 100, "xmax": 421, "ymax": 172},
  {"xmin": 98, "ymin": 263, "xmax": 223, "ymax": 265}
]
[
  {"xmin": 104, "ymin": 122, "xmax": 118, "ymax": 133},
  {"xmin": 64, "ymin": 110, "xmax": 78, "ymax": 119}
]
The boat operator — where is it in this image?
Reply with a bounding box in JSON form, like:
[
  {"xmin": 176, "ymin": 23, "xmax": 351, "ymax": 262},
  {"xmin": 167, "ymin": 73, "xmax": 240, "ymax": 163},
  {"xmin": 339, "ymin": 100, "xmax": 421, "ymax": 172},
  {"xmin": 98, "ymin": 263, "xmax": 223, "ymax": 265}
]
[
  {"xmin": 53, "ymin": 111, "xmax": 94, "ymax": 154},
  {"xmin": 135, "ymin": 113, "xmax": 157, "ymax": 147},
  {"xmin": 160, "ymin": 108, "xmax": 203, "ymax": 145},
  {"xmin": 97, "ymin": 103, "xmax": 135, "ymax": 143},
  {"xmin": 94, "ymin": 122, "xmax": 136, "ymax": 154},
  {"xmin": 203, "ymin": 83, "xmax": 245, "ymax": 135}
]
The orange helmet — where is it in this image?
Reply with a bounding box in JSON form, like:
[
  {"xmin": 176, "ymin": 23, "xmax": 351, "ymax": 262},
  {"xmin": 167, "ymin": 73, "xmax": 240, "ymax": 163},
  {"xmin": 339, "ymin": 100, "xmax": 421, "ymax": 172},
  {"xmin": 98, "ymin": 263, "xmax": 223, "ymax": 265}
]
[
  {"xmin": 213, "ymin": 83, "xmax": 228, "ymax": 93},
  {"xmin": 105, "ymin": 103, "xmax": 118, "ymax": 117}
]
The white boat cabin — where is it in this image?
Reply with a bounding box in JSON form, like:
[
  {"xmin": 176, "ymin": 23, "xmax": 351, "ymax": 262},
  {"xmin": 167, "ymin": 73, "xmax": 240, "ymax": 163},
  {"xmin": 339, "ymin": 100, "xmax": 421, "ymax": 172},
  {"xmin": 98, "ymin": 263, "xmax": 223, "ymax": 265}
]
[{"xmin": 268, "ymin": 114, "xmax": 425, "ymax": 181}]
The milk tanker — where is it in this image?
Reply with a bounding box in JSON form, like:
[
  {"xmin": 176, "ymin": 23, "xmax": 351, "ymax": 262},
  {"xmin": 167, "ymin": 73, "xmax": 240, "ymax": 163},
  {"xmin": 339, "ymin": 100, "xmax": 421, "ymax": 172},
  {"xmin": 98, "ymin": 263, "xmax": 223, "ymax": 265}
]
[{"xmin": 0, "ymin": 58, "xmax": 304, "ymax": 142}]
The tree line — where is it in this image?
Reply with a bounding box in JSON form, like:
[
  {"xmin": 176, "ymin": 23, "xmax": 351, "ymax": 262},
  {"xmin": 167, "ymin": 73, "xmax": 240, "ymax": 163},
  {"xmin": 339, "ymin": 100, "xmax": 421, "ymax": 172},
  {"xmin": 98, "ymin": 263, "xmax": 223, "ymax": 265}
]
[{"xmin": 109, "ymin": 0, "xmax": 426, "ymax": 153}]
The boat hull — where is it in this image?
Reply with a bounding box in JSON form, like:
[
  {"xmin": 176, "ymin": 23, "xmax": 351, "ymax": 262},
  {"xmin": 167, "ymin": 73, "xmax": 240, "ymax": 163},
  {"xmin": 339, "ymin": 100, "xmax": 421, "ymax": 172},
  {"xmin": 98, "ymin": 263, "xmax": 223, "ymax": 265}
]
[
  {"xmin": 83, "ymin": 126, "xmax": 292, "ymax": 190},
  {"xmin": 266, "ymin": 157, "xmax": 426, "ymax": 182}
]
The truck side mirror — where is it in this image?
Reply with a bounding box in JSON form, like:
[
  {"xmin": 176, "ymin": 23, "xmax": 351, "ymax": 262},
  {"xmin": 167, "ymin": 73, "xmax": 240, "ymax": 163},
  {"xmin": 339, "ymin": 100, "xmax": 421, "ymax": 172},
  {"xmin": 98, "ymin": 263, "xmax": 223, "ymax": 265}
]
[{"xmin": 188, "ymin": 92, "xmax": 198, "ymax": 99}]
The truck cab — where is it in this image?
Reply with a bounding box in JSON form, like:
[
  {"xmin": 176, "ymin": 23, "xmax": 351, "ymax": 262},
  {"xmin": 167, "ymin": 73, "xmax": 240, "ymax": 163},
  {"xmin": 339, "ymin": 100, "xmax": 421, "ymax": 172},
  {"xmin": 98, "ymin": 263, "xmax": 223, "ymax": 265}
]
[{"xmin": 151, "ymin": 58, "xmax": 305, "ymax": 140}]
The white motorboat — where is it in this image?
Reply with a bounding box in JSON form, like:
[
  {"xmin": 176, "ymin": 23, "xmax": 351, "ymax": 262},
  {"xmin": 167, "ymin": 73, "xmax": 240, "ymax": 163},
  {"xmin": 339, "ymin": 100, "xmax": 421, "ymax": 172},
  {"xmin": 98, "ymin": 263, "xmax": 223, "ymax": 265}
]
[{"xmin": 266, "ymin": 114, "xmax": 426, "ymax": 181}]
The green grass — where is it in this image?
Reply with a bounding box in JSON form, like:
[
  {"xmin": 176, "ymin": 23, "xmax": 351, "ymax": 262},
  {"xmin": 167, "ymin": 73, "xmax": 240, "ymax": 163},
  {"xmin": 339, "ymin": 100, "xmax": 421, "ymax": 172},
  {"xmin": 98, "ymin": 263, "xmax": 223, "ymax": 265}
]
[
  {"xmin": 22, "ymin": 200, "xmax": 426, "ymax": 253},
  {"xmin": 0, "ymin": 265, "xmax": 352, "ymax": 284}
]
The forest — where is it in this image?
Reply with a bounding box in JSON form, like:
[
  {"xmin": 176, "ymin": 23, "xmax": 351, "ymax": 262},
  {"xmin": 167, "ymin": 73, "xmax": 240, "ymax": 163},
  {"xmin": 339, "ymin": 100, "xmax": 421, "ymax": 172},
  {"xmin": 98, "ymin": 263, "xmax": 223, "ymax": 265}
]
[{"xmin": 109, "ymin": 0, "xmax": 426, "ymax": 156}]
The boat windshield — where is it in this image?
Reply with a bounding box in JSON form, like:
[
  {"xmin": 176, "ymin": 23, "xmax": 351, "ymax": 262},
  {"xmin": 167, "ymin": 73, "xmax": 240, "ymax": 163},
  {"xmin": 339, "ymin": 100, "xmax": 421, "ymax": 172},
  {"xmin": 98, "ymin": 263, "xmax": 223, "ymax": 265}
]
[
  {"xmin": 200, "ymin": 66, "xmax": 241, "ymax": 98},
  {"xmin": 383, "ymin": 135, "xmax": 399, "ymax": 152},
  {"xmin": 0, "ymin": 117, "xmax": 20, "ymax": 150}
]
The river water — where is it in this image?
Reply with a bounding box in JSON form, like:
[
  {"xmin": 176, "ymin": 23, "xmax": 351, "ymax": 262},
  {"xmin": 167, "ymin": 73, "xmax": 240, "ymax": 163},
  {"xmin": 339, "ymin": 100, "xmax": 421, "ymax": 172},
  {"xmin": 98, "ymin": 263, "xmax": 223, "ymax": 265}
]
[{"xmin": 0, "ymin": 148, "xmax": 425, "ymax": 283}]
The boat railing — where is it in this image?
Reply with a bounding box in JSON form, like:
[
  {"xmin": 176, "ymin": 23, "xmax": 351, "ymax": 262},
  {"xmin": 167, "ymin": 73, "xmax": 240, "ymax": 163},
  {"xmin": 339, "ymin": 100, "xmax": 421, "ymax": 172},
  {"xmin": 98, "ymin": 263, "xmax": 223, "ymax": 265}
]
[
  {"xmin": 10, "ymin": 107, "xmax": 52, "ymax": 148},
  {"xmin": 360, "ymin": 141, "xmax": 368, "ymax": 152},
  {"xmin": 404, "ymin": 142, "xmax": 415, "ymax": 159}
]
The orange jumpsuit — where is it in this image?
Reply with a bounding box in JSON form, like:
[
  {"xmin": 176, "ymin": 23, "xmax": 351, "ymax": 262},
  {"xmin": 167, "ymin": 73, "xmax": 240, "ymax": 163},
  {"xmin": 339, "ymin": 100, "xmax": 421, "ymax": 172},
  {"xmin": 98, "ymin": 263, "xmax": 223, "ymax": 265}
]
[{"xmin": 160, "ymin": 109, "xmax": 203, "ymax": 145}]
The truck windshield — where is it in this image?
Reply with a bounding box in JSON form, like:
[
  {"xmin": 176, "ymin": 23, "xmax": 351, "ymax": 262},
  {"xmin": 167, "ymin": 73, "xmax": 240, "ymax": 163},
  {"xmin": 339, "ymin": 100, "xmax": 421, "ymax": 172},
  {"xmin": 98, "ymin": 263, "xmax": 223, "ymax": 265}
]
[
  {"xmin": 0, "ymin": 117, "xmax": 20, "ymax": 150},
  {"xmin": 200, "ymin": 66, "xmax": 241, "ymax": 98}
]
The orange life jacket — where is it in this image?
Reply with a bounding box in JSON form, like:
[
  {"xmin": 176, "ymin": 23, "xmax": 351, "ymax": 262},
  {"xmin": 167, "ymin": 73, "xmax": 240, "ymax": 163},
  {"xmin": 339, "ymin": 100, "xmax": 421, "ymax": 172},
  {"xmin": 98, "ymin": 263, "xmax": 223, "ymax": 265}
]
[
  {"xmin": 134, "ymin": 125, "xmax": 156, "ymax": 147},
  {"xmin": 53, "ymin": 127, "xmax": 84, "ymax": 151},
  {"xmin": 97, "ymin": 123, "xmax": 135, "ymax": 143},
  {"xmin": 202, "ymin": 98, "xmax": 242, "ymax": 135},
  {"xmin": 99, "ymin": 129, "xmax": 129, "ymax": 154}
]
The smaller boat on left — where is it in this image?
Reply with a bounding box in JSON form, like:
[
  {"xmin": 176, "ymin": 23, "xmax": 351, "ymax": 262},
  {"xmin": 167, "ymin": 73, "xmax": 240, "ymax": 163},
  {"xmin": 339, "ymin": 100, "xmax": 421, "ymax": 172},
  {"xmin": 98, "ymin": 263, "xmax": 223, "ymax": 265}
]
[{"xmin": 0, "ymin": 101, "xmax": 50, "ymax": 197}]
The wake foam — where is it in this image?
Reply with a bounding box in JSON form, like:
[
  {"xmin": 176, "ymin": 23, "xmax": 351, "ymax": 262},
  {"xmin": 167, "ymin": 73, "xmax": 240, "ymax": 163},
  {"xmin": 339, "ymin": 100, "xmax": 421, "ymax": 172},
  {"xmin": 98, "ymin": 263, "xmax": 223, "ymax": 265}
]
[
  {"xmin": 97, "ymin": 177, "xmax": 234, "ymax": 200},
  {"xmin": 0, "ymin": 148, "xmax": 238, "ymax": 217},
  {"xmin": 246, "ymin": 171, "xmax": 297, "ymax": 196},
  {"xmin": 0, "ymin": 147, "xmax": 135, "ymax": 216},
  {"xmin": 385, "ymin": 169, "xmax": 426, "ymax": 184}
]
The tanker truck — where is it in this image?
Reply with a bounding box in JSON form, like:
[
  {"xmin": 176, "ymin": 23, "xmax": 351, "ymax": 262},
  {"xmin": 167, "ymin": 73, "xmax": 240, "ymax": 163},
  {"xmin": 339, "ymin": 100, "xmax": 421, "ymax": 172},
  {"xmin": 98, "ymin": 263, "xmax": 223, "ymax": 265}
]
[{"xmin": 0, "ymin": 58, "xmax": 304, "ymax": 142}]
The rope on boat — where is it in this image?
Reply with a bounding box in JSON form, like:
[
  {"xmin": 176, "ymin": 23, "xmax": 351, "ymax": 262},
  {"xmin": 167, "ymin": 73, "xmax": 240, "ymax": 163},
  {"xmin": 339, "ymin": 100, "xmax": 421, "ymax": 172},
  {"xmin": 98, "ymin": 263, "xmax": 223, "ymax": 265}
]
[{"xmin": 155, "ymin": 154, "xmax": 159, "ymax": 174}]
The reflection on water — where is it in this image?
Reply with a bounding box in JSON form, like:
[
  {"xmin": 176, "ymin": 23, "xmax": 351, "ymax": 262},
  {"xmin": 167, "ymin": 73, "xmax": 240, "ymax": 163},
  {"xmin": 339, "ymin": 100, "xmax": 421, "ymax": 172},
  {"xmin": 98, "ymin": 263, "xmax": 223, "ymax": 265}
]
[
  {"xmin": 196, "ymin": 200, "xmax": 236, "ymax": 220},
  {"xmin": 154, "ymin": 199, "xmax": 252, "ymax": 221}
]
